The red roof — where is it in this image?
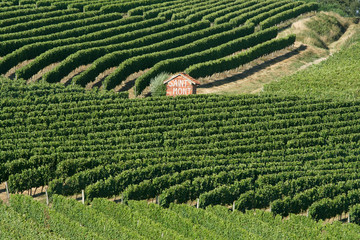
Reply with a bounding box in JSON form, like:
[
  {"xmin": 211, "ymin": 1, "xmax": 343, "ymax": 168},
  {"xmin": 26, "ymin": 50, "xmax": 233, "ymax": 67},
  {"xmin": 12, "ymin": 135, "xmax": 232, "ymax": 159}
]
[{"xmin": 164, "ymin": 72, "xmax": 200, "ymax": 85}]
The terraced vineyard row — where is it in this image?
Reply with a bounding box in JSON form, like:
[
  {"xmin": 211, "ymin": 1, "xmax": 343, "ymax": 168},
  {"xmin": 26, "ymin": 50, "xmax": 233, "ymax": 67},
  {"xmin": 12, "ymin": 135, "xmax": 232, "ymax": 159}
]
[
  {"xmin": 0, "ymin": 0, "xmax": 317, "ymax": 95},
  {"xmin": 3, "ymin": 194, "xmax": 360, "ymax": 239},
  {"xmin": 2, "ymin": 78, "xmax": 360, "ymax": 222}
]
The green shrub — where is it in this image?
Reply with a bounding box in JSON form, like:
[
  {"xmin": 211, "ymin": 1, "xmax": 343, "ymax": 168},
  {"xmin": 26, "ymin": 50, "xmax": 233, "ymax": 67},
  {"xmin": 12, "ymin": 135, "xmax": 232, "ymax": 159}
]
[{"xmin": 149, "ymin": 72, "xmax": 169, "ymax": 96}]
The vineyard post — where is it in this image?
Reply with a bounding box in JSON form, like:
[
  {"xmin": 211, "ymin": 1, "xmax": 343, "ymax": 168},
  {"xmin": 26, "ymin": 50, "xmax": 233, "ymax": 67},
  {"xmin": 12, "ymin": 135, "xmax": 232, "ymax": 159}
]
[
  {"xmin": 307, "ymin": 210, "xmax": 309, "ymax": 217},
  {"xmin": 348, "ymin": 214, "xmax": 351, "ymax": 223},
  {"xmin": 45, "ymin": 188, "xmax": 49, "ymax": 206},
  {"xmin": 232, "ymin": 201, "xmax": 235, "ymax": 212},
  {"xmin": 5, "ymin": 181, "xmax": 10, "ymax": 201},
  {"xmin": 196, "ymin": 198, "xmax": 199, "ymax": 209},
  {"xmin": 121, "ymin": 194, "xmax": 124, "ymax": 204},
  {"xmin": 82, "ymin": 190, "xmax": 85, "ymax": 204},
  {"xmin": 156, "ymin": 195, "xmax": 160, "ymax": 205}
]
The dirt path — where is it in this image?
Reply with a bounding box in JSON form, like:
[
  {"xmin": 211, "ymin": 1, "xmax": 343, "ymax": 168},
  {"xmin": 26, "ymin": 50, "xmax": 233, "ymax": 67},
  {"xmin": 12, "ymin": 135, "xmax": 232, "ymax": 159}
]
[
  {"xmin": 5, "ymin": 60, "xmax": 33, "ymax": 79},
  {"xmin": 61, "ymin": 64, "xmax": 91, "ymax": 86},
  {"xmin": 28, "ymin": 62, "xmax": 60, "ymax": 83},
  {"xmin": 298, "ymin": 56, "xmax": 328, "ymax": 71}
]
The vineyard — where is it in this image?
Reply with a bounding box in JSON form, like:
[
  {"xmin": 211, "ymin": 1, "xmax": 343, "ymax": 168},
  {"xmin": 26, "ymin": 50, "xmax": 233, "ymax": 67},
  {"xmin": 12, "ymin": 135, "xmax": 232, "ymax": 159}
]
[
  {"xmin": 2, "ymin": 194, "xmax": 360, "ymax": 239},
  {"xmin": 1, "ymin": 77, "xmax": 360, "ymax": 224},
  {"xmin": 0, "ymin": 0, "xmax": 317, "ymax": 95},
  {"xmin": 2, "ymin": 0, "xmax": 360, "ymax": 238}
]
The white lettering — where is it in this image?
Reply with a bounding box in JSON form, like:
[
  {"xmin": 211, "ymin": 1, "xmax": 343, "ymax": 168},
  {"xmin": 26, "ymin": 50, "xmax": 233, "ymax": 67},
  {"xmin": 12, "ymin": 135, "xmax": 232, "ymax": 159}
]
[
  {"xmin": 180, "ymin": 80, "xmax": 186, "ymax": 87},
  {"xmin": 169, "ymin": 85, "xmax": 194, "ymax": 96}
]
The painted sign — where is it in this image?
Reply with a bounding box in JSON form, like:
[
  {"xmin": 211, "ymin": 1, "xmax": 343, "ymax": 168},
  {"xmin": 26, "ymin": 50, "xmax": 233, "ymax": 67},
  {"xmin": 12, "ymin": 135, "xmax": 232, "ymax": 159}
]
[{"xmin": 164, "ymin": 73, "xmax": 200, "ymax": 97}]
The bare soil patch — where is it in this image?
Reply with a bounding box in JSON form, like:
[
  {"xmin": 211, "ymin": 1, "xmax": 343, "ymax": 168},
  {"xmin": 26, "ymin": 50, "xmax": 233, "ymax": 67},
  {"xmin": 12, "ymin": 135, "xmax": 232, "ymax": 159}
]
[
  {"xmin": 5, "ymin": 60, "xmax": 33, "ymax": 79},
  {"xmin": 86, "ymin": 67, "xmax": 118, "ymax": 90},
  {"xmin": 115, "ymin": 70, "xmax": 148, "ymax": 92},
  {"xmin": 114, "ymin": 69, "xmax": 151, "ymax": 99},
  {"xmin": 61, "ymin": 64, "xmax": 91, "ymax": 86},
  {"xmin": 28, "ymin": 62, "xmax": 60, "ymax": 83}
]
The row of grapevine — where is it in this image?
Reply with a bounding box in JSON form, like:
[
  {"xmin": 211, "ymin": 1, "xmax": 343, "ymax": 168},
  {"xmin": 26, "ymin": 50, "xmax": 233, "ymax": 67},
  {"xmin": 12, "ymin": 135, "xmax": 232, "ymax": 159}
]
[
  {"xmin": 0, "ymin": 199, "xmax": 62, "ymax": 239},
  {"xmin": 105, "ymin": 23, "xmax": 259, "ymax": 90},
  {"xmin": 0, "ymin": 8, "xmax": 79, "ymax": 28},
  {"xmin": 0, "ymin": 6, "xmax": 57, "ymax": 20},
  {"xmin": 1, "ymin": 16, "xmax": 166, "ymax": 74},
  {"xmin": 3, "ymin": 194, "xmax": 360, "ymax": 238},
  {"xmin": 42, "ymin": 20, "xmax": 214, "ymax": 85},
  {"xmin": 308, "ymin": 189, "xmax": 360, "ymax": 221},
  {"xmin": 185, "ymin": 34, "xmax": 295, "ymax": 78},
  {"xmin": 0, "ymin": 11, "xmax": 103, "ymax": 34},
  {"xmin": 271, "ymin": 179, "xmax": 360, "ymax": 217},
  {"xmin": 8, "ymin": 194, "xmax": 104, "ymax": 239},
  {"xmin": 213, "ymin": 0, "xmax": 281, "ymax": 25},
  {"xmin": 0, "ymin": 14, "xmax": 138, "ymax": 55},
  {"xmin": 4, "ymin": 76, "xmax": 360, "ymax": 220},
  {"xmin": 71, "ymin": 21, "xmax": 233, "ymax": 87},
  {"xmin": 0, "ymin": 0, "xmax": 315, "ymax": 94},
  {"xmin": 259, "ymin": 3, "xmax": 319, "ymax": 29},
  {"xmin": 132, "ymin": 27, "xmax": 280, "ymax": 94}
]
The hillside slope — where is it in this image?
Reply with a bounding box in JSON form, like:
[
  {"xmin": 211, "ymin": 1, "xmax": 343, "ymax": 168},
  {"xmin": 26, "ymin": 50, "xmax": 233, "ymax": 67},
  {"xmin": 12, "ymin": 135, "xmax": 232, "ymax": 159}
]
[
  {"xmin": 0, "ymin": 0, "xmax": 317, "ymax": 96},
  {"xmin": 264, "ymin": 35, "xmax": 360, "ymax": 100},
  {"xmin": 197, "ymin": 12, "xmax": 360, "ymax": 95}
]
